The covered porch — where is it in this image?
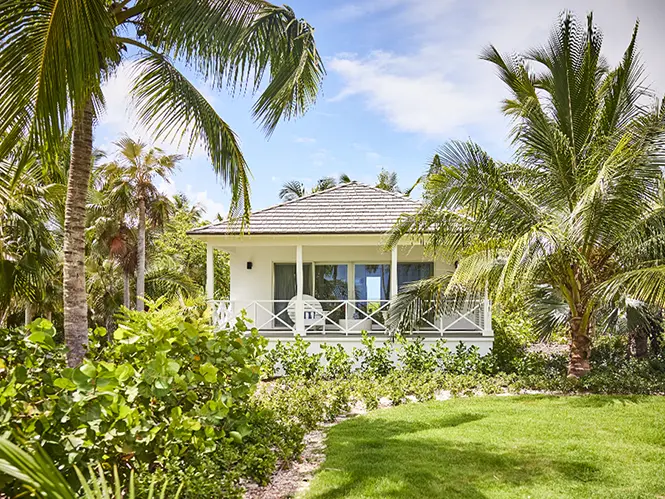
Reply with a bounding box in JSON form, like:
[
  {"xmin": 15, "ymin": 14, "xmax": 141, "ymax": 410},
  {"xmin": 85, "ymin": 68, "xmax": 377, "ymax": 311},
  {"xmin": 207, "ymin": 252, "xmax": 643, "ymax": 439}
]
[{"xmin": 202, "ymin": 235, "xmax": 492, "ymax": 339}]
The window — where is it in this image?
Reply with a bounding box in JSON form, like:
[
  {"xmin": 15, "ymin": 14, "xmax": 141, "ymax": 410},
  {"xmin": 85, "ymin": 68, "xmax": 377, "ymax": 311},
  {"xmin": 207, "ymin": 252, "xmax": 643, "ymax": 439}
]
[
  {"xmin": 397, "ymin": 262, "xmax": 433, "ymax": 289},
  {"xmin": 354, "ymin": 264, "xmax": 390, "ymax": 323}
]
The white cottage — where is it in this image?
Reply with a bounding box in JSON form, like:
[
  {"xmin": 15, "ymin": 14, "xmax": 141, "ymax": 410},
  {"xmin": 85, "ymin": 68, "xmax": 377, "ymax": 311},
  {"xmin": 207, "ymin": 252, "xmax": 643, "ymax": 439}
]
[{"xmin": 188, "ymin": 182, "xmax": 493, "ymax": 354}]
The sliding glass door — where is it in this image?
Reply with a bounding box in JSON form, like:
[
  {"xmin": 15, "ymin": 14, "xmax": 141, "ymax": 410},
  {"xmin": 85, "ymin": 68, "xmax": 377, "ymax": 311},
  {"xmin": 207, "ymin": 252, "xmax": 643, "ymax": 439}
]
[
  {"xmin": 314, "ymin": 264, "xmax": 348, "ymax": 323},
  {"xmin": 273, "ymin": 263, "xmax": 312, "ymax": 327},
  {"xmin": 354, "ymin": 264, "xmax": 390, "ymax": 325}
]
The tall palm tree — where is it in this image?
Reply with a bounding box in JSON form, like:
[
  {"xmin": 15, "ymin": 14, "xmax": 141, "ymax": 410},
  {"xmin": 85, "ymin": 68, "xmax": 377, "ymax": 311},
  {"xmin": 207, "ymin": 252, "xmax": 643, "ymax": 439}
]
[
  {"xmin": 387, "ymin": 13, "xmax": 665, "ymax": 377},
  {"xmin": 100, "ymin": 136, "xmax": 179, "ymax": 310},
  {"xmin": 278, "ymin": 176, "xmax": 339, "ymax": 201},
  {"xmin": 312, "ymin": 176, "xmax": 337, "ymax": 193},
  {"xmin": 375, "ymin": 169, "xmax": 400, "ymax": 192},
  {"xmin": 279, "ymin": 180, "xmax": 307, "ymax": 201},
  {"xmin": 0, "ymin": 1, "xmax": 324, "ymax": 366},
  {"xmin": 0, "ymin": 145, "xmax": 64, "ymax": 326}
]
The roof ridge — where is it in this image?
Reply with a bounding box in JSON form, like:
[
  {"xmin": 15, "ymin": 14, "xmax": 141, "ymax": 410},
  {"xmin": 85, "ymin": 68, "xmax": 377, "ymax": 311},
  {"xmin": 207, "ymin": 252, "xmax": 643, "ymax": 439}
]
[
  {"xmin": 250, "ymin": 181, "xmax": 355, "ymax": 216},
  {"xmin": 194, "ymin": 181, "xmax": 418, "ymax": 231},
  {"xmin": 347, "ymin": 181, "xmax": 420, "ymax": 203}
]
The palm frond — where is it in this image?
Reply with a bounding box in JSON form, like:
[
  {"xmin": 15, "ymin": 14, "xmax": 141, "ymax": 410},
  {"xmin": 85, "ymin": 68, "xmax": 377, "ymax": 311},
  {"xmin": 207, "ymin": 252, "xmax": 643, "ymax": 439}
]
[
  {"xmin": 0, "ymin": 0, "xmax": 115, "ymax": 158},
  {"xmin": 130, "ymin": 53, "xmax": 250, "ymax": 219}
]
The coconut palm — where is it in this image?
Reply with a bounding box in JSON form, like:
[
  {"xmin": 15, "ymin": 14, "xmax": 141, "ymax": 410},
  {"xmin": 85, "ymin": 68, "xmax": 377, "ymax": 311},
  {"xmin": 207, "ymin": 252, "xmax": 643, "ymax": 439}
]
[
  {"xmin": 312, "ymin": 176, "xmax": 337, "ymax": 193},
  {"xmin": 100, "ymin": 136, "xmax": 179, "ymax": 309},
  {"xmin": 387, "ymin": 13, "xmax": 665, "ymax": 377},
  {"xmin": 375, "ymin": 169, "xmax": 400, "ymax": 192},
  {"xmin": 279, "ymin": 180, "xmax": 307, "ymax": 201},
  {"xmin": 0, "ymin": 145, "xmax": 64, "ymax": 326},
  {"xmin": 0, "ymin": 0, "xmax": 324, "ymax": 366},
  {"xmin": 278, "ymin": 176, "xmax": 339, "ymax": 201}
]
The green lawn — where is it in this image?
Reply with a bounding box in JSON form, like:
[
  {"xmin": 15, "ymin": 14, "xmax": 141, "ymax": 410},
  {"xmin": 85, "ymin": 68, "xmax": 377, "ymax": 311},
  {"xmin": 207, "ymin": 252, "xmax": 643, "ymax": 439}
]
[{"xmin": 304, "ymin": 395, "xmax": 665, "ymax": 499}]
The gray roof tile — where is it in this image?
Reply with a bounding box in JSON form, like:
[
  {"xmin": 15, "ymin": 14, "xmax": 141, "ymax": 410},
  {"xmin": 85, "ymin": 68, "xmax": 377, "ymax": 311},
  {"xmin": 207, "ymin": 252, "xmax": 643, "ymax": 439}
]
[{"xmin": 188, "ymin": 182, "xmax": 420, "ymax": 235}]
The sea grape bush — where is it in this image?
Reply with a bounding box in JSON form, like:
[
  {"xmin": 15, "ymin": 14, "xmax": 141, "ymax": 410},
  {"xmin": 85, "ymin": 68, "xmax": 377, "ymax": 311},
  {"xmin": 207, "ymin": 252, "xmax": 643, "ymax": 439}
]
[{"xmin": 0, "ymin": 301, "xmax": 293, "ymax": 496}]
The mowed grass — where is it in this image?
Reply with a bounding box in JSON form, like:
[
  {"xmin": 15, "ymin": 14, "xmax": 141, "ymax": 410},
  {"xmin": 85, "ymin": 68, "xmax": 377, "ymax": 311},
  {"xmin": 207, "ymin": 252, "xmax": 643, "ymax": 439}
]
[{"xmin": 304, "ymin": 395, "xmax": 665, "ymax": 499}]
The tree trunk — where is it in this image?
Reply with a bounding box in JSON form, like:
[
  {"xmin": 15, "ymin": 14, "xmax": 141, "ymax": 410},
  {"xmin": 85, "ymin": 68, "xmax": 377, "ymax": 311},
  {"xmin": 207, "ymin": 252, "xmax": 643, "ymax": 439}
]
[
  {"xmin": 136, "ymin": 197, "xmax": 146, "ymax": 311},
  {"xmin": 63, "ymin": 99, "xmax": 94, "ymax": 367},
  {"xmin": 123, "ymin": 270, "xmax": 131, "ymax": 309},
  {"xmin": 629, "ymin": 327, "xmax": 649, "ymax": 359},
  {"xmin": 568, "ymin": 315, "xmax": 591, "ymax": 377},
  {"xmin": 45, "ymin": 311, "xmax": 52, "ymax": 322},
  {"xmin": 24, "ymin": 303, "xmax": 33, "ymax": 326}
]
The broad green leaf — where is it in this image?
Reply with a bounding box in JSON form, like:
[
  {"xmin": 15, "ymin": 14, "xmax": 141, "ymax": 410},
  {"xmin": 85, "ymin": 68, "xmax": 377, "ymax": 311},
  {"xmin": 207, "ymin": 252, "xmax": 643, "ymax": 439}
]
[
  {"xmin": 199, "ymin": 363, "xmax": 218, "ymax": 383},
  {"xmin": 53, "ymin": 378, "xmax": 77, "ymax": 391}
]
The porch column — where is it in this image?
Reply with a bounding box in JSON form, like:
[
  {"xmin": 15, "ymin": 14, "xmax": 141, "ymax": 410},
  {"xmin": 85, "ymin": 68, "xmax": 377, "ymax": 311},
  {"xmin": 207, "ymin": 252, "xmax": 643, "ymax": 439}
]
[
  {"xmin": 206, "ymin": 243, "xmax": 214, "ymax": 300},
  {"xmin": 483, "ymin": 282, "xmax": 493, "ymax": 336},
  {"xmin": 295, "ymin": 244, "xmax": 305, "ymax": 334},
  {"xmin": 390, "ymin": 245, "xmax": 398, "ymax": 299}
]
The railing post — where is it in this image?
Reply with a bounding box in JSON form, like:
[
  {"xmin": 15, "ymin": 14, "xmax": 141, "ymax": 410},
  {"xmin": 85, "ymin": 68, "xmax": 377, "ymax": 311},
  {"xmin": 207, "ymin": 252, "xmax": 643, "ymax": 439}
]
[{"xmin": 295, "ymin": 244, "xmax": 305, "ymax": 335}]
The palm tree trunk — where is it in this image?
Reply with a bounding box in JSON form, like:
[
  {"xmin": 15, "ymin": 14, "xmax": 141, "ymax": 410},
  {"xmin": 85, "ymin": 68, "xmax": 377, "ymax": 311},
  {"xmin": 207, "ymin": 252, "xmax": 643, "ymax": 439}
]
[
  {"xmin": 123, "ymin": 270, "xmax": 131, "ymax": 309},
  {"xmin": 24, "ymin": 303, "xmax": 33, "ymax": 326},
  {"xmin": 568, "ymin": 315, "xmax": 591, "ymax": 377},
  {"xmin": 629, "ymin": 327, "xmax": 649, "ymax": 359},
  {"xmin": 63, "ymin": 99, "xmax": 94, "ymax": 367},
  {"xmin": 136, "ymin": 197, "xmax": 146, "ymax": 311}
]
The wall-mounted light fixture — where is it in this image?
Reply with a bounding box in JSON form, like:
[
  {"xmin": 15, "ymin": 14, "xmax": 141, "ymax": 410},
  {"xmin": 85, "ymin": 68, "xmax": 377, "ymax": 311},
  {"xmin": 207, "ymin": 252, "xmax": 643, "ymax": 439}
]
[{"xmin": 246, "ymin": 261, "xmax": 253, "ymax": 270}]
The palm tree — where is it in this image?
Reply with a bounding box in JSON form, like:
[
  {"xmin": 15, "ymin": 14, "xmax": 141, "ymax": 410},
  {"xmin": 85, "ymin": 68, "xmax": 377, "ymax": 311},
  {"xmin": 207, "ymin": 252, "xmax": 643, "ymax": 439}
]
[
  {"xmin": 0, "ymin": 145, "xmax": 63, "ymax": 326},
  {"xmin": 278, "ymin": 176, "xmax": 339, "ymax": 201},
  {"xmin": 279, "ymin": 180, "xmax": 307, "ymax": 201},
  {"xmin": 312, "ymin": 176, "xmax": 337, "ymax": 193},
  {"xmin": 100, "ymin": 137, "xmax": 179, "ymax": 309},
  {"xmin": 387, "ymin": 13, "xmax": 665, "ymax": 377},
  {"xmin": 375, "ymin": 169, "xmax": 400, "ymax": 192},
  {"xmin": 0, "ymin": 1, "xmax": 324, "ymax": 366}
]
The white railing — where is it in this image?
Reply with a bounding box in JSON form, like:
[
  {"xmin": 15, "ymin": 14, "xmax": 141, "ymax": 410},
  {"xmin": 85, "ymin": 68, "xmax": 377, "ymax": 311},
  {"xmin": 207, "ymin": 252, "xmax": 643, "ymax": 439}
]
[{"xmin": 209, "ymin": 299, "xmax": 492, "ymax": 336}]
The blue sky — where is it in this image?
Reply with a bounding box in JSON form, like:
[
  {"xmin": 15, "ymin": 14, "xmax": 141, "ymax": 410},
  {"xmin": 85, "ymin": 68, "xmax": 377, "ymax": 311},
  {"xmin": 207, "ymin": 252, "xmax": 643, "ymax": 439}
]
[{"xmin": 96, "ymin": 0, "xmax": 665, "ymax": 219}]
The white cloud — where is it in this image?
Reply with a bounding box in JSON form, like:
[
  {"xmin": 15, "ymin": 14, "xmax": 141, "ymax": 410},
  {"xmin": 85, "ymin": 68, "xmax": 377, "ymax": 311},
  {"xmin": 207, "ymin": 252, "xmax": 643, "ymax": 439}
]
[
  {"xmin": 294, "ymin": 136, "xmax": 317, "ymax": 144},
  {"xmin": 157, "ymin": 180, "xmax": 225, "ymax": 220},
  {"xmin": 328, "ymin": 0, "xmax": 403, "ymax": 21},
  {"xmin": 329, "ymin": 0, "xmax": 665, "ymax": 146}
]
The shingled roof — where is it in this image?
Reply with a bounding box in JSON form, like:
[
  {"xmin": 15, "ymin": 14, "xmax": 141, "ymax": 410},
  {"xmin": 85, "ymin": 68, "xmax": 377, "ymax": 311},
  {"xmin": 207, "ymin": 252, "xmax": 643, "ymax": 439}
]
[{"xmin": 188, "ymin": 182, "xmax": 421, "ymax": 235}]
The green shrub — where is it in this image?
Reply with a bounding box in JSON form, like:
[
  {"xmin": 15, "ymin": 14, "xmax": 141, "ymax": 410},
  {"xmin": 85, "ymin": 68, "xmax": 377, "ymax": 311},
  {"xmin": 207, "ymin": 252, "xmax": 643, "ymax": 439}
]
[
  {"xmin": 353, "ymin": 332, "xmax": 394, "ymax": 377},
  {"xmin": 0, "ymin": 301, "xmax": 277, "ymax": 496},
  {"xmin": 396, "ymin": 334, "xmax": 437, "ymax": 373},
  {"xmin": 264, "ymin": 335, "xmax": 321, "ymax": 378},
  {"xmin": 490, "ymin": 310, "xmax": 536, "ymax": 372},
  {"xmin": 321, "ymin": 343, "xmax": 353, "ymax": 379}
]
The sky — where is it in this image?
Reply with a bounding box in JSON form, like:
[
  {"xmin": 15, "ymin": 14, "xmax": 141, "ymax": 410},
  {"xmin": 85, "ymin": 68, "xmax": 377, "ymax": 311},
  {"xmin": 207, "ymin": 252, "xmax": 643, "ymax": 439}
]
[{"xmin": 96, "ymin": 0, "xmax": 665, "ymax": 220}]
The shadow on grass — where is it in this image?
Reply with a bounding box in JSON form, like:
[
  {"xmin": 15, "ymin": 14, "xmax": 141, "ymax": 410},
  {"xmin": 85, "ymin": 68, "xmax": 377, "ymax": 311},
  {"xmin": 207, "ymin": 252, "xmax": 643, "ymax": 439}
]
[{"xmin": 308, "ymin": 411, "xmax": 601, "ymax": 499}]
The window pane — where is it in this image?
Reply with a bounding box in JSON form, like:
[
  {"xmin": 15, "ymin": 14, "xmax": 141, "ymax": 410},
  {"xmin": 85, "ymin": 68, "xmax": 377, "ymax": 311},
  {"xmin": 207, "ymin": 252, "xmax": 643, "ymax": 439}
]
[
  {"xmin": 354, "ymin": 264, "xmax": 390, "ymax": 325},
  {"xmin": 397, "ymin": 263, "xmax": 434, "ymax": 289},
  {"xmin": 315, "ymin": 264, "xmax": 348, "ymax": 324},
  {"xmin": 315, "ymin": 264, "xmax": 348, "ymax": 300},
  {"xmin": 354, "ymin": 264, "xmax": 391, "ymax": 300}
]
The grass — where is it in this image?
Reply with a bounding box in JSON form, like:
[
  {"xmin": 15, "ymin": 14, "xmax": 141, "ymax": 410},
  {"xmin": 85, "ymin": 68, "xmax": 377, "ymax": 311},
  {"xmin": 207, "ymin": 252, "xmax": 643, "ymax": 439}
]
[{"xmin": 303, "ymin": 395, "xmax": 665, "ymax": 499}]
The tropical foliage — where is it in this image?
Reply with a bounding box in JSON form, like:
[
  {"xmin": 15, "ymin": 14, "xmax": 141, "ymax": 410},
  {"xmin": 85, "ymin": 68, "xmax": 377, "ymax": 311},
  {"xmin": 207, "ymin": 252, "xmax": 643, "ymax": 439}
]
[
  {"xmin": 0, "ymin": 0, "xmax": 324, "ymax": 365},
  {"xmin": 387, "ymin": 13, "xmax": 665, "ymax": 376}
]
